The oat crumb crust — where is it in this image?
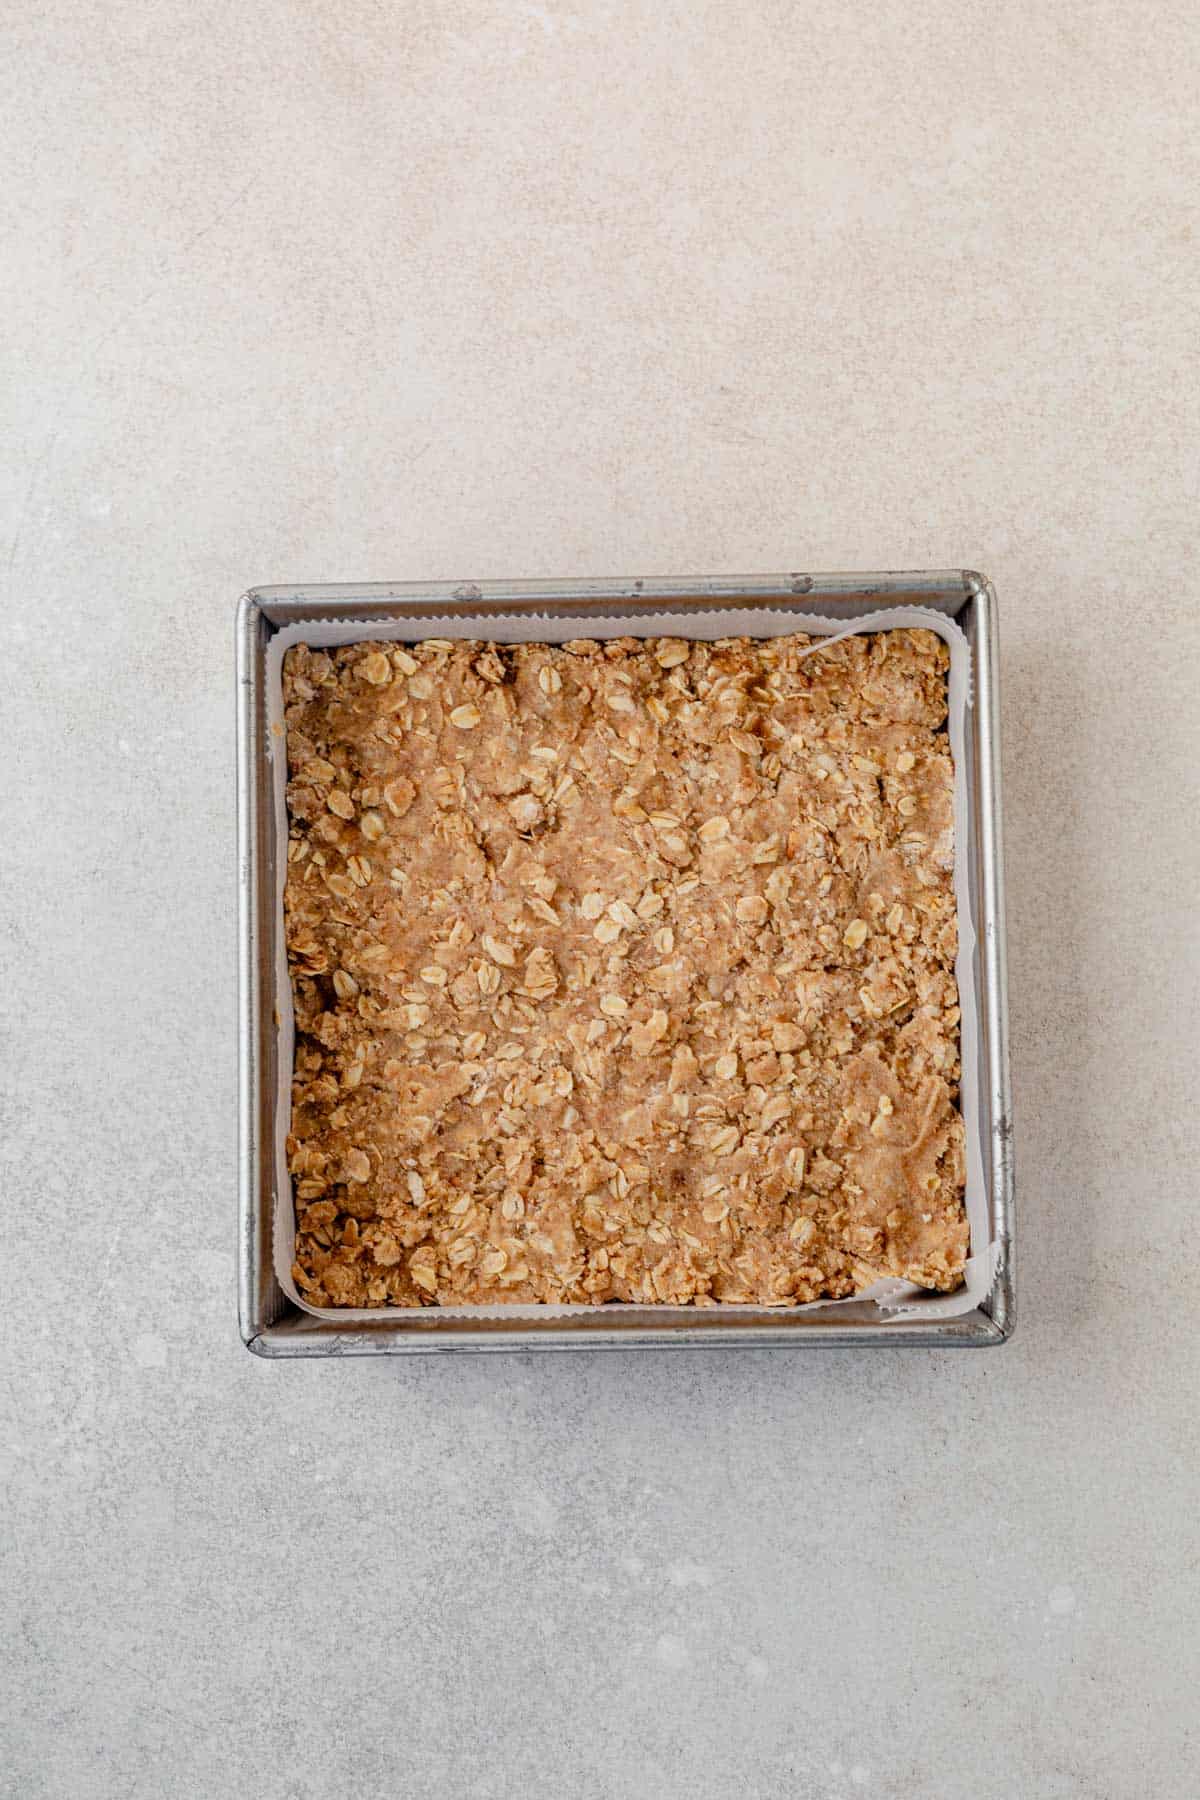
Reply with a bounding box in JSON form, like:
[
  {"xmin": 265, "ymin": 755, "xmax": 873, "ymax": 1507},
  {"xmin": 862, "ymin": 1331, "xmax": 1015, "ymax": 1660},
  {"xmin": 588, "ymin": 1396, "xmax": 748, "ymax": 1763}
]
[{"xmin": 283, "ymin": 630, "xmax": 967, "ymax": 1308}]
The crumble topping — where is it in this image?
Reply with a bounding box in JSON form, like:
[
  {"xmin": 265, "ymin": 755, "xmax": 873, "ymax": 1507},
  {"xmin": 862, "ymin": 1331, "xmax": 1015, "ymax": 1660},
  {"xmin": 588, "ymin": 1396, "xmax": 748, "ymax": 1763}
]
[{"xmin": 283, "ymin": 629, "xmax": 967, "ymax": 1307}]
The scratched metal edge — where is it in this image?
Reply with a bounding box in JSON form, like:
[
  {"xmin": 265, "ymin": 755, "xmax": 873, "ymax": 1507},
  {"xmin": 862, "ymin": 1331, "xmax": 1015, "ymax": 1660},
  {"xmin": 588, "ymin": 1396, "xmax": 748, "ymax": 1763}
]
[
  {"xmin": 965, "ymin": 573, "xmax": 1016, "ymax": 1342},
  {"xmin": 236, "ymin": 572, "xmax": 1014, "ymax": 1356}
]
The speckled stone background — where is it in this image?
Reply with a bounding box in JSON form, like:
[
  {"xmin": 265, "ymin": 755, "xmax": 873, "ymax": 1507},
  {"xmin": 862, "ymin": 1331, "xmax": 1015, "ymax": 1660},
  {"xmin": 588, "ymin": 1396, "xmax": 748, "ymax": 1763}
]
[{"xmin": 3, "ymin": 4, "xmax": 1198, "ymax": 1797}]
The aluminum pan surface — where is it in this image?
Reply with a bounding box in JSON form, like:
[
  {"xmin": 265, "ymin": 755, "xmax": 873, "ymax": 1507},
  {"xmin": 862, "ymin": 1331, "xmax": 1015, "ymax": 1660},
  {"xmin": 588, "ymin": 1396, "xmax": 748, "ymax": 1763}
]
[{"xmin": 237, "ymin": 571, "xmax": 1013, "ymax": 1353}]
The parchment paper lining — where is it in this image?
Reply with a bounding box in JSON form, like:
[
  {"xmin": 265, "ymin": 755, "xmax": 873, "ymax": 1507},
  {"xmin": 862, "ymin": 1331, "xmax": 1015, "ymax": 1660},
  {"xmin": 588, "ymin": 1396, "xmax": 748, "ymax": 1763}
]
[{"xmin": 267, "ymin": 605, "xmax": 996, "ymax": 1322}]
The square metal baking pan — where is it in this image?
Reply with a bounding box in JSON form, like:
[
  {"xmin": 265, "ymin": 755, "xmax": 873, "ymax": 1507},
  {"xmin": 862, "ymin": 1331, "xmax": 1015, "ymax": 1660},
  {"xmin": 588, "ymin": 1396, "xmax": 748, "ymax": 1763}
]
[{"xmin": 238, "ymin": 572, "xmax": 1013, "ymax": 1354}]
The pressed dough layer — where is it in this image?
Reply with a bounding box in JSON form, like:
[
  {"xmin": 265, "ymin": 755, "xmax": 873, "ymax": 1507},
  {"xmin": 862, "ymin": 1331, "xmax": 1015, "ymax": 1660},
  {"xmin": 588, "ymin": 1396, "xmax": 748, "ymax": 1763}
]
[{"xmin": 283, "ymin": 629, "xmax": 967, "ymax": 1308}]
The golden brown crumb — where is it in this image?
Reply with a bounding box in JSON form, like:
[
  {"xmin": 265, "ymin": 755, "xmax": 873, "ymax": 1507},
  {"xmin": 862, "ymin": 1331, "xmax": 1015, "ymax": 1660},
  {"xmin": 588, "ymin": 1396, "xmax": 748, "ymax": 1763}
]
[{"xmin": 282, "ymin": 629, "xmax": 967, "ymax": 1308}]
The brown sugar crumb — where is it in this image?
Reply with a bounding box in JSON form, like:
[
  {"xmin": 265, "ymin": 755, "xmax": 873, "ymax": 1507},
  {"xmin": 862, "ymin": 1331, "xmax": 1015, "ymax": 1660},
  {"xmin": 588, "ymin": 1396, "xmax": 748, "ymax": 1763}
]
[{"xmin": 282, "ymin": 629, "xmax": 967, "ymax": 1308}]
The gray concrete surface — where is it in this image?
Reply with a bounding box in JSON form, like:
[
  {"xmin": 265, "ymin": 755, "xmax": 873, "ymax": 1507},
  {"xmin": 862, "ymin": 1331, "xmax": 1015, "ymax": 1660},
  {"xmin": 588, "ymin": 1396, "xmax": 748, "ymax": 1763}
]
[{"xmin": 2, "ymin": 4, "xmax": 1198, "ymax": 1797}]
